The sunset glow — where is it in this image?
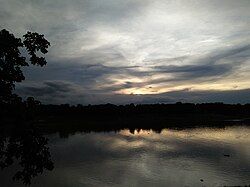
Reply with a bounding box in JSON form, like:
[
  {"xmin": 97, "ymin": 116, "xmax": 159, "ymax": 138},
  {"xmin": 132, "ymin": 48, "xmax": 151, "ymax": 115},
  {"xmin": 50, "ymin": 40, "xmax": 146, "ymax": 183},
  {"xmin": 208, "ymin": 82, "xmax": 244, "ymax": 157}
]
[{"xmin": 1, "ymin": 0, "xmax": 250, "ymax": 104}]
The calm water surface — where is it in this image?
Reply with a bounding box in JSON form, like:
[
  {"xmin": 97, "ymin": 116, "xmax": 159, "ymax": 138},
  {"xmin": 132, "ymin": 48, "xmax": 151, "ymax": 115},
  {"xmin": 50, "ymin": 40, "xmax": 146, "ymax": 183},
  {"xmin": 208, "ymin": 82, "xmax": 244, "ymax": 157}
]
[{"xmin": 1, "ymin": 126, "xmax": 250, "ymax": 187}]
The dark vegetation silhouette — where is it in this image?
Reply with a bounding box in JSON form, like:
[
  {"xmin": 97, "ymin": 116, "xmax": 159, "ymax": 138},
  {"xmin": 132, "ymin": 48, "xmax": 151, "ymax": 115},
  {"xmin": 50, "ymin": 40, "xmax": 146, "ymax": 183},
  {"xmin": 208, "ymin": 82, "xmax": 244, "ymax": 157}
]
[
  {"xmin": 1, "ymin": 28, "xmax": 250, "ymax": 133},
  {"xmin": 0, "ymin": 29, "xmax": 53, "ymax": 185},
  {"xmin": 32, "ymin": 102, "xmax": 250, "ymax": 138},
  {"xmin": 0, "ymin": 29, "xmax": 49, "ymax": 104},
  {"xmin": 0, "ymin": 28, "xmax": 49, "ymax": 123},
  {"xmin": 1, "ymin": 30, "xmax": 250, "ymax": 135},
  {"xmin": 0, "ymin": 124, "xmax": 54, "ymax": 185},
  {"xmin": 0, "ymin": 28, "xmax": 250, "ymax": 185}
]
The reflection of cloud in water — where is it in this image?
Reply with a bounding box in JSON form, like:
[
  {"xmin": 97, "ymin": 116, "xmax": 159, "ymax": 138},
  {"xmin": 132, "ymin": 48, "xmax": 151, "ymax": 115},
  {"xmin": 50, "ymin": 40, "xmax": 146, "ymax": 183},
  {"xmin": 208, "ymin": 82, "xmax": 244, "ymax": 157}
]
[
  {"xmin": 1, "ymin": 126, "xmax": 249, "ymax": 186},
  {"xmin": 48, "ymin": 126, "xmax": 250, "ymax": 186},
  {"xmin": 120, "ymin": 126, "xmax": 250, "ymax": 143}
]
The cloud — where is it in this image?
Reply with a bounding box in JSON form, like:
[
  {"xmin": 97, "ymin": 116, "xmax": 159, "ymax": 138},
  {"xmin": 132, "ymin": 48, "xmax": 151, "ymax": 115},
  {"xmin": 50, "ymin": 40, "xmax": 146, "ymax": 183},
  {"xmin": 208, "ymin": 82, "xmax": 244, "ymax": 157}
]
[
  {"xmin": 15, "ymin": 78, "xmax": 250, "ymax": 104},
  {"xmin": 16, "ymin": 81, "xmax": 82, "ymax": 103},
  {"xmin": 14, "ymin": 42, "xmax": 250, "ymax": 103},
  {"xmin": 145, "ymin": 44, "xmax": 250, "ymax": 82},
  {"xmin": 2, "ymin": 0, "xmax": 250, "ymax": 103}
]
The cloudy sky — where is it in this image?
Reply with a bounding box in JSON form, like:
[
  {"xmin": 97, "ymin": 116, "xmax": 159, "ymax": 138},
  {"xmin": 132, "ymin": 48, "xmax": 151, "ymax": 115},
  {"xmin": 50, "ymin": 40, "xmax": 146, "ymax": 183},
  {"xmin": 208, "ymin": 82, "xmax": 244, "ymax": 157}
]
[{"xmin": 1, "ymin": 0, "xmax": 250, "ymax": 104}]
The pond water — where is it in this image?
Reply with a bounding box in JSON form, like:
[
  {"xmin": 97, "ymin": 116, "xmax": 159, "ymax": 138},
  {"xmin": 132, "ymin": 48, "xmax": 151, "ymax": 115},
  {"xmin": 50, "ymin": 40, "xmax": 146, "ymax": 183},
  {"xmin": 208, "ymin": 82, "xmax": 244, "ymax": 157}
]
[{"xmin": 1, "ymin": 126, "xmax": 250, "ymax": 187}]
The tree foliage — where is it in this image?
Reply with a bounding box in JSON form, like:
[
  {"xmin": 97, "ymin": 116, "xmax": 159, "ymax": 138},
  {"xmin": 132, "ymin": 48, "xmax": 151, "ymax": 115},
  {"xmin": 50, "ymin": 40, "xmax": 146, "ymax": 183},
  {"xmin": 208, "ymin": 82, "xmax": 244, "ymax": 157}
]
[{"xmin": 0, "ymin": 29, "xmax": 50, "ymax": 103}]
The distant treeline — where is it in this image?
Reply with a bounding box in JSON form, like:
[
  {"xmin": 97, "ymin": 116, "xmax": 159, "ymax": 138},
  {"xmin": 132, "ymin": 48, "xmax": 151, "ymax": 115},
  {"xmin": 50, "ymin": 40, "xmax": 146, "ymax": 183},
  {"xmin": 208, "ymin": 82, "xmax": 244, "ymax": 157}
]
[
  {"xmin": 37, "ymin": 102, "xmax": 250, "ymax": 117},
  {"xmin": 1, "ymin": 101, "xmax": 250, "ymax": 134},
  {"xmin": 2, "ymin": 102, "xmax": 250, "ymax": 120}
]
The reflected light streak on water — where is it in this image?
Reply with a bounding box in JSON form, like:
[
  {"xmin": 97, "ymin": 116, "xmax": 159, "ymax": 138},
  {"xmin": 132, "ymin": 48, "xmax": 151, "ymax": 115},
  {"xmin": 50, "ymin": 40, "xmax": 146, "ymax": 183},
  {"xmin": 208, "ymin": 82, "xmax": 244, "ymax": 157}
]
[{"xmin": 0, "ymin": 126, "xmax": 249, "ymax": 187}]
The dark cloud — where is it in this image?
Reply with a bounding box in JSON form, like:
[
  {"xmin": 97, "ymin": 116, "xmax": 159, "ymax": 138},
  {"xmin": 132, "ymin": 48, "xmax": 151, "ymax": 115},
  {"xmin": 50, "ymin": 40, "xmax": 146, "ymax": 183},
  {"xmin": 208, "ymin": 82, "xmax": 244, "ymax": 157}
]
[
  {"xmin": 2, "ymin": 0, "xmax": 250, "ymax": 104},
  {"xmin": 143, "ymin": 56, "xmax": 189, "ymax": 64},
  {"xmin": 139, "ymin": 44, "xmax": 250, "ymax": 86},
  {"xmin": 17, "ymin": 81, "xmax": 77, "ymax": 98},
  {"xmin": 15, "ymin": 79, "xmax": 250, "ymax": 104},
  {"xmin": 208, "ymin": 44, "xmax": 250, "ymax": 61},
  {"xmin": 24, "ymin": 43, "xmax": 250, "ymax": 80},
  {"xmin": 142, "ymin": 88, "xmax": 250, "ymax": 104},
  {"xmin": 152, "ymin": 63, "xmax": 233, "ymax": 78},
  {"xmin": 15, "ymin": 43, "xmax": 250, "ymax": 103}
]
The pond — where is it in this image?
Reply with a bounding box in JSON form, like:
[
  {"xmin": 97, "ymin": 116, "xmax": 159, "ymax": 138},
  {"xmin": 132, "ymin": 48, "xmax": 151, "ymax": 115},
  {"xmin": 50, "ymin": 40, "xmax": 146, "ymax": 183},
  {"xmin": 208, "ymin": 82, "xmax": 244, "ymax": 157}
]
[{"xmin": 0, "ymin": 125, "xmax": 250, "ymax": 187}]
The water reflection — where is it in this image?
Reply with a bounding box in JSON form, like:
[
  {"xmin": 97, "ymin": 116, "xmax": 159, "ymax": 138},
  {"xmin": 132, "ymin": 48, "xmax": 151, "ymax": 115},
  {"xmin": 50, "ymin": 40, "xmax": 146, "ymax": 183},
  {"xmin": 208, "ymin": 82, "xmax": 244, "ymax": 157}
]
[
  {"xmin": 0, "ymin": 126, "xmax": 250, "ymax": 186},
  {"xmin": 0, "ymin": 126, "xmax": 54, "ymax": 185}
]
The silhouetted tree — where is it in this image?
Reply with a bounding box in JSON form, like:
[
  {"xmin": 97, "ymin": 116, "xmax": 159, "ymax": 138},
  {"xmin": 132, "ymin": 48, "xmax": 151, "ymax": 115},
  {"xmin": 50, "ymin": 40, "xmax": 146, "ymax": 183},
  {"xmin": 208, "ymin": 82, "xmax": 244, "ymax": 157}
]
[
  {"xmin": 25, "ymin": 97, "xmax": 42, "ymax": 120},
  {"xmin": 0, "ymin": 29, "xmax": 50, "ymax": 104}
]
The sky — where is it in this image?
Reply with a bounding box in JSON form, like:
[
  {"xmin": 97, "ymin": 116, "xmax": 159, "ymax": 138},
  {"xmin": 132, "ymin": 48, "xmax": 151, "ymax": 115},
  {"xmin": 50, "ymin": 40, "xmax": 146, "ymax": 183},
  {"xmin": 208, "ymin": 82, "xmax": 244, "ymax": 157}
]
[{"xmin": 1, "ymin": 0, "xmax": 250, "ymax": 104}]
